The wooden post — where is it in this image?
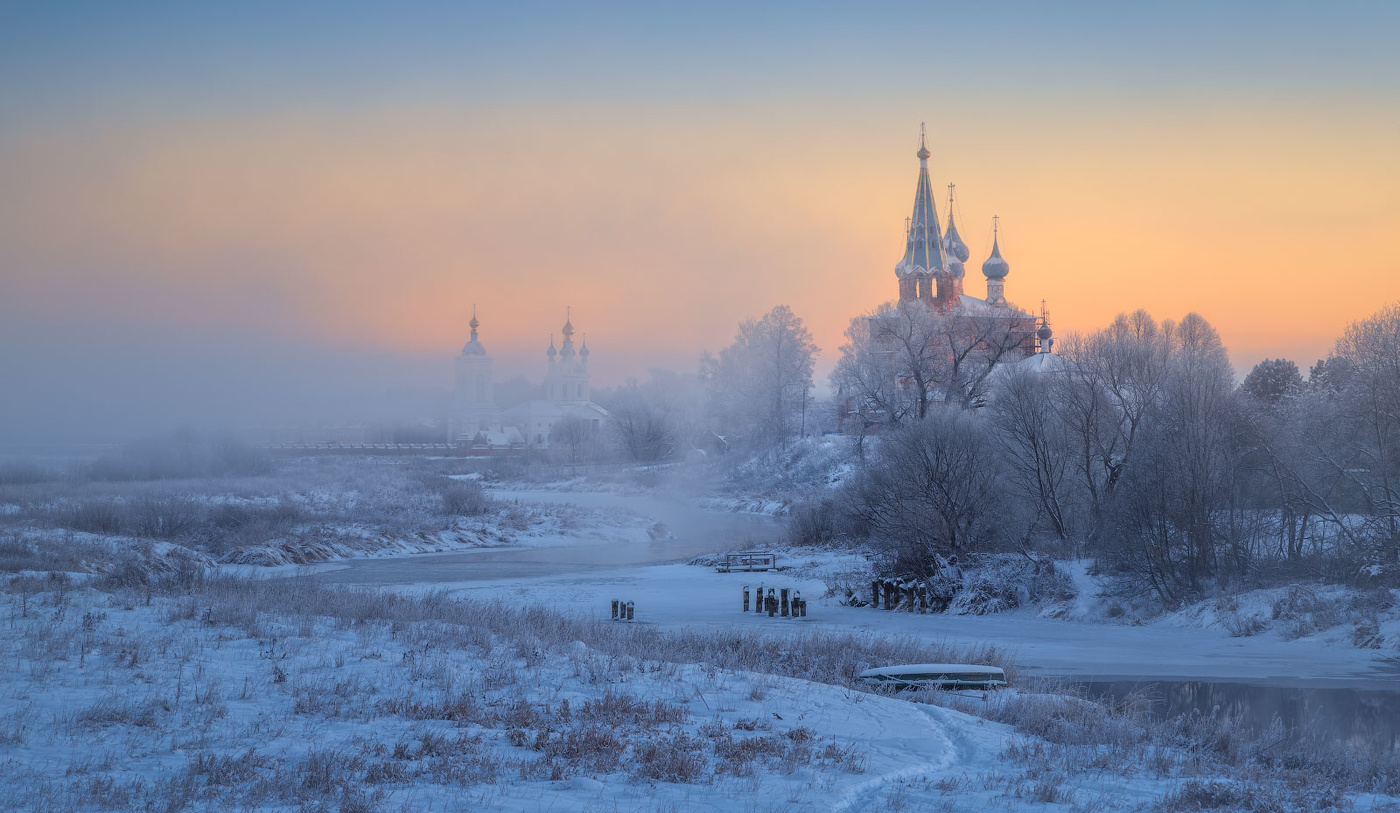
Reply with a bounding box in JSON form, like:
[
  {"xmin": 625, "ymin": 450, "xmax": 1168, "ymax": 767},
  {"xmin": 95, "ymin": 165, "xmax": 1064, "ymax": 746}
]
[
  {"xmin": 611, "ymin": 599, "xmax": 619, "ymax": 620},
  {"xmin": 626, "ymin": 601, "xmax": 634, "ymax": 621},
  {"xmin": 756, "ymin": 583, "xmax": 765, "ymax": 613},
  {"xmin": 793, "ymin": 591, "xmax": 802, "ymax": 618},
  {"xmin": 767, "ymin": 589, "xmax": 776, "ymax": 617},
  {"xmin": 871, "ymin": 580, "xmax": 880, "ymax": 608},
  {"xmin": 780, "ymin": 588, "xmax": 790, "ymax": 617},
  {"xmin": 743, "ymin": 586, "xmax": 750, "ymax": 613}
]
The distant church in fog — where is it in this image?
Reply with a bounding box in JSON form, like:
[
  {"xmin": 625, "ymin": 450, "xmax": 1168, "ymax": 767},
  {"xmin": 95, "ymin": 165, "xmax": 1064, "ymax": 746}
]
[{"xmin": 450, "ymin": 309, "xmax": 608, "ymax": 448}]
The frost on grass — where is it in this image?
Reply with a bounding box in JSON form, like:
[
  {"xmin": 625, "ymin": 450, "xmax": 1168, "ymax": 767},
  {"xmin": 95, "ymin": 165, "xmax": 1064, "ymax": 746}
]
[
  {"xmin": 5, "ymin": 568, "xmax": 1397, "ymax": 812},
  {"xmin": 0, "ymin": 573, "xmax": 893, "ymax": 812},
  {"xmin": 0, "ymin": 456, "xmax": 654, "ymax": 573}
]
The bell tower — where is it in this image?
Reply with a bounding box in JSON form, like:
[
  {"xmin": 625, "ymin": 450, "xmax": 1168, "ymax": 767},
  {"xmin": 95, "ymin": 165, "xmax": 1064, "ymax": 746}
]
[{"xmin": 452, "ymin": 306, "xmax": 497, "ymax": 442}]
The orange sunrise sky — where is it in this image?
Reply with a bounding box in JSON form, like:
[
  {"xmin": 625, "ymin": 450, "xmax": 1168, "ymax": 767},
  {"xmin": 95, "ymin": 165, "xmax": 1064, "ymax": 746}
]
[{"xmin": 1, "ymin": 3, "xmax": 1397, "ymax": 441}]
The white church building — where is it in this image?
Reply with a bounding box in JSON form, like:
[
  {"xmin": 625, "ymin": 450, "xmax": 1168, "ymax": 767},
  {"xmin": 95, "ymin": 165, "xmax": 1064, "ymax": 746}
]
[{"xmin": 450, "ymin": 310, "xmax": 608, "ymax": 448}]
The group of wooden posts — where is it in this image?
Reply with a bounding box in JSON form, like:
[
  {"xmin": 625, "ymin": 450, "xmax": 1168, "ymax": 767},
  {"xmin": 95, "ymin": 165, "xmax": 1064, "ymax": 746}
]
[
  {"xmin": 743, "ymin": 585, "xmax": 807, "ymax": 618},
  {"xmin": 868, "ymin": 578, "xmax": 951, "ymax": 613},
  {"xmin": 610, "ymin": 599, "xmax": 635, "ymax": 621}
]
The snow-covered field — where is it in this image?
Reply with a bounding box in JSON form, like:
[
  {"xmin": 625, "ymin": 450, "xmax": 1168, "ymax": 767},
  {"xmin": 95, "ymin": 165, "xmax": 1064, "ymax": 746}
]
[
  {"xmin": 9, "ymin": 573, "xmax": 1390, "ymax": 812},
  {"xmin": 5, "ymin": 461, "xmax": 1400, "ymax": 811}
]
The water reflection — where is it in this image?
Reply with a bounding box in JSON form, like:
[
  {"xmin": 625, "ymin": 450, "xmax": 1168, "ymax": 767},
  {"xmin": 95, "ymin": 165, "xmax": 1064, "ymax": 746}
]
[{"xmin": 1078, "ymin": 681, "xmax": 1400, "ymax": 751}]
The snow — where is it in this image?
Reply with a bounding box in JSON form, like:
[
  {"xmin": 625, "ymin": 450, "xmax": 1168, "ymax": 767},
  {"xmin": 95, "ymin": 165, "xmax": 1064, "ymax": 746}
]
[
  {"xmin": 6, "ymin": 480, "xmax": 1400, "ymax": 810},
  {"xmin": 385, "ymin": 551, "xmax": 1399, "ymax": 689}
]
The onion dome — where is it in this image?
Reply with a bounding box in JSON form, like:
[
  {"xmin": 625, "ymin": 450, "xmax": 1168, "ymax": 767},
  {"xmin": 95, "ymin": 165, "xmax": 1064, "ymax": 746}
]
[
  {"xmin": 579, "ymin": 336, "xmax": 590, "ymax": 358},
  {"xmin": 546, "ymin": 336, "xmax": 557, "ymax": 358},
  {"xmin": 1037, "ymin": 323, "xmax": 1053, "ymax": 342},
  {"xmin": 943, "ymin": 211, "xmax": 970, "ymax": 264},
  {"xmin": 982, "ymin": 219, "xmax": 1010, "ymax": 280},
  {"xmin": 982, "ymin": 238, "xmax": 1009, "ymax": 279},
  {"xmin": 462, "ymin": 309, "xmax": 487, "ymax": 355}
]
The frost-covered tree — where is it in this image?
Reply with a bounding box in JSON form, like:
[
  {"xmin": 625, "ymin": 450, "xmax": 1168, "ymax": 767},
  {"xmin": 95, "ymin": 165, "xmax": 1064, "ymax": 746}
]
[
  {"xmin": 988, "ymin": 365, "xmax": 1075, "ymax": 541},
  {"xmin": 1329, "ymin": 302, "xmax": 1400, "ymax": 566},
  {"xmin": 1056, "ymin": 309, "xmax": 1172, "ymax": 520},
  {"xmin": 846, "ymin": 409, "xmax": 1006, "ymax": 573},
  {"xmin": 1101, "ymin": 314, "xmax": 1242, "ymax": 602},
  {"xmin": 831, "ymin": 302, "xmax": 1034, "ymax": 432},
  {"xmin": 831, "ymin": 303, "xmax": 944, "ymax": 428},
  {"xmin": 602, "ymin": 371, "xmax": 706, "ymax": 463},
  {"xmin": 549, "ymin": 415, "xmax": 603, "ymax": 465},
  {"xmin": 702, "ymin": 305, "xmax": 818, "ymax": 448}
]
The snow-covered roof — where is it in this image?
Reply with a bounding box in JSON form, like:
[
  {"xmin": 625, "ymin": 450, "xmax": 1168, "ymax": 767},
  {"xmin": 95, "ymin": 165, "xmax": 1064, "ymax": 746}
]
[{"xmin": 1017, "ymin": 352, "xmax": 1072, "ymax": 374}]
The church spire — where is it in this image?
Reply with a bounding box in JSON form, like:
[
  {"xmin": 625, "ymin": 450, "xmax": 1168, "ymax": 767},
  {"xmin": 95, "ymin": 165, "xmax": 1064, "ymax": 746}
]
[
  {"xmin": 894, "ymin": 122, "xmax": 946, "ymax": 290},
  {"xmin": 560, "ymin": 307, "xmax": 576, "ymax": 359},
  {"xmin": 461, "ymin": 305, "xmax": 487, "ymax": 356}
]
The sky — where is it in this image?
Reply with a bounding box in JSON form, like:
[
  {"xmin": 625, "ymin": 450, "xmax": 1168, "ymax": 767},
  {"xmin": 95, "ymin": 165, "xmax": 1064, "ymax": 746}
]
[{"xmin": 2, "ymin": 1, "xmax": 1398, "ymax": 444}]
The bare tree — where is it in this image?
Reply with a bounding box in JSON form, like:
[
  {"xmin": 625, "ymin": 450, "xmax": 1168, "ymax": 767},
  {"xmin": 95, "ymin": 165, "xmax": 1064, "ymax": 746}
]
[
  {"xmin": 548, "ymin": 415, "xmax": 601, "ymax": 465},
  {"xmin": 1329, "ymin": 301, "xmax": 1400, "ymax": 566},
  {"xmin": 832, "ymin": 302, "xmax": 1034, "ymax": 430},
  {"xmin": 604, "ymin": 371, "xmax": 706, "ymax": 463},
  {"xmin": 702, "ymin": 305, "xmax": 818, "ymax": 449},
  {"xmin": 989, "ymin": 365, "xmax": 1074, "ymax": 541},
  {"xmin": 832, "ymin": 303, "xmax": 941, "ymax": 429},
  {"xmin": 1055, "ymin": 310, "xmax": 1173, "ymax": 526},
  {"xmin": 847, "ymin": 409, "xmax": 1006, "ymax": 573},
  {"xmin": 1102, "ymin": 313, "xmax": 1241, "ymax": 602},
  {"xmin": 934, "ymin": 308, "xmax": 1036, "ymax": 409}
]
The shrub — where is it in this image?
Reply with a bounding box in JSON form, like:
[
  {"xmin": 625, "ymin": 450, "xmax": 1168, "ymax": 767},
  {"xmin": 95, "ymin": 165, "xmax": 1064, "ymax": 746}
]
[
  {"xmin": 434, "ymin": 478, "xmax": 491, "ymax": 516},
  {"xmin": 631, "ymin": 732, "xmax": 706, "ymax": 783}
]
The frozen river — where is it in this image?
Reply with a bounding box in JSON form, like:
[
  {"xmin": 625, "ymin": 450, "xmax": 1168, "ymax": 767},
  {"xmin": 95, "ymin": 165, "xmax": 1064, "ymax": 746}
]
[
  {"xmin": 312, "ymin": 489, "xmax": 784, "ymax": 586},
  {"xmin": 311, "ymin": 487, "xmax": 1400, "ymax": 746}
]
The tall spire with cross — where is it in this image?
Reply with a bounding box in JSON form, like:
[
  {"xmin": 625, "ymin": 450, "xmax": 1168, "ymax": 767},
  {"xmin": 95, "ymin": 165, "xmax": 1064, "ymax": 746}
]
[{"xmin": 894, "ymin": 122, "xmax": 946, "ymax": 301}]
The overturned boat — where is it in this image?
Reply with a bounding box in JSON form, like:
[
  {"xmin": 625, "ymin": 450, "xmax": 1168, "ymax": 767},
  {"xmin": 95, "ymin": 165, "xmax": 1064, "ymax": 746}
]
[{"xmin": 858, "ymin": 664, "xmax": 1007, "ymax": 690}]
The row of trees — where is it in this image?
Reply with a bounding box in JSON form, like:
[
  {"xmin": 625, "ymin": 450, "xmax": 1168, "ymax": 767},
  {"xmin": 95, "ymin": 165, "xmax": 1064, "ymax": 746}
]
[{"xmin": 837, "ymin": 302, "xmax": 1400, "ymax": 603}]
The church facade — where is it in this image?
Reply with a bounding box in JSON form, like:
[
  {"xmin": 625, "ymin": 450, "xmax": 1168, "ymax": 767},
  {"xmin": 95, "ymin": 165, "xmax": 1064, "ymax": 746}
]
[{"xmin": 450, "ymin": 311, "xmax": 608, "ymax": 448}]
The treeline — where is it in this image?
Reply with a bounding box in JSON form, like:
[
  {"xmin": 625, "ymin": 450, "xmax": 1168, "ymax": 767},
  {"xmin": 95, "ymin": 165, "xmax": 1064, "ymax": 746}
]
[
  {"xmin": 819, "ymin": 302, "xmax": 1400, "ymax": 605},
  {"xmin": 556, "ymin": 305, "xmax": 823, "ymax": 465}
]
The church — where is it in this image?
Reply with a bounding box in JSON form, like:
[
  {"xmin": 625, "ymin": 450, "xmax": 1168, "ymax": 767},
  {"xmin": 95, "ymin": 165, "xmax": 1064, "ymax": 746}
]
[
  {"xmin": 450, "ymin": 310, "xmax": 609, "ymax": 449},
  {"xmin": 837, "ymin": 128, "xmax": 1054, "ymax": 432},
  {"xmin": 893, "ymin": 126, "xmax": 1038, "ymax": 327}
]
